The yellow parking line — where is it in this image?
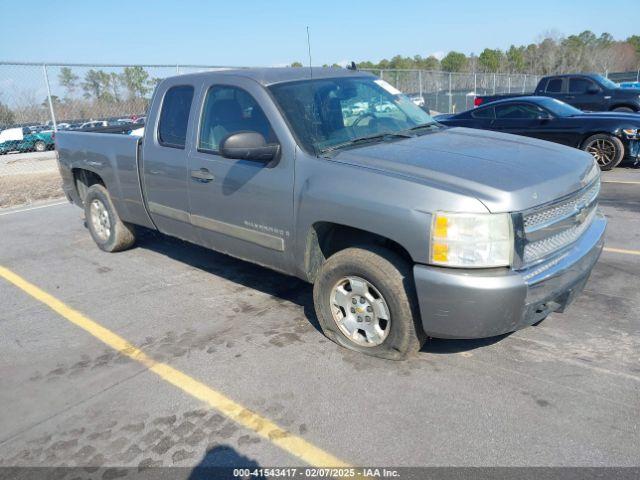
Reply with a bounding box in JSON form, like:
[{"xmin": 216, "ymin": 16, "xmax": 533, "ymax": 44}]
[
  {"xmin": 603, "ymin": 247, "xmax": 640, "ymax": 256},
  {"xmin": 0, "ymin": 265, "xmax": 349, "ymax": 468}
]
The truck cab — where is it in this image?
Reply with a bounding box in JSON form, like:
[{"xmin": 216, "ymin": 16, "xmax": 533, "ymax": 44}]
[{"xmin": 535, "ymin": 74, "xmax": 640, "ymax": 112}]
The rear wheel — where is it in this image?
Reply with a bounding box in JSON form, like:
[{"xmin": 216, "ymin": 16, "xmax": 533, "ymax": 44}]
[
  {"xmin": 84, "ymin": 184, "xmax": 136, "ymax": 252},
  {"xmin": 34, "ymin": 140, "xmax": 46, "ymax": 152},
  {"xmin": 313, "ymin": 246, "xmax": 425, "ymax": 360},
  {"xmin": 582, "ymin": 134, "xmax": 624, "ymax": 170}
]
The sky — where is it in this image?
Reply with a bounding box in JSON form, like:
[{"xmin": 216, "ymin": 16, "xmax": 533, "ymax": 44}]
[{"xmin": 0, "ymin": 0, "xmax": 637, "ymax": 67}]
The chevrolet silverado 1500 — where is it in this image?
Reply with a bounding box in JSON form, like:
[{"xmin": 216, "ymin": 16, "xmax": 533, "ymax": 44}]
[{"xmin": 56, "ymin": 68, "xmax": 606, "ymax": 359}]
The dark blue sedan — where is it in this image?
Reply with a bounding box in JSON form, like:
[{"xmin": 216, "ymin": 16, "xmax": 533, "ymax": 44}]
[{"xmin": 436, "ymin": 96, "xmax": 640, "ymax": 170}]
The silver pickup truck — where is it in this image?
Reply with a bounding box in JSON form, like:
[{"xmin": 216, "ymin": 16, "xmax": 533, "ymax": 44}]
[{"xmin": 56, "ymin": 68, "xmax": 606, "ymax": 359}]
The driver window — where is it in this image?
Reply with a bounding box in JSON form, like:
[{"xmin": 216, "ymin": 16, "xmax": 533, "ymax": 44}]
[
  {"xmin": 198, "ymin": 86, "xmax": 275, "ymax": 153},
  {"xmin": 495, "ymin": 104, "xmax": 543, "ymax": 119},
  {"xmin": 569, "ymin": 78, "xmax": 595, "ymax": 94}
]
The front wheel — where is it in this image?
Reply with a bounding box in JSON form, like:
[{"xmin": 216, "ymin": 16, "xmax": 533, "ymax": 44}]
[
  {"xmin": 34, "ymin": 140, "xmax": 46, "ymax": 152},
  {"xmin": 582, "ymin": 134, "xmax": 624, "ymax": 170},
  {"xmin": 84, "ymin": 184, "xmax": 136, "ymax": 252},
  {"xmin": 313, "ymin": 246, "xmax": 425, "ymax": 360}
]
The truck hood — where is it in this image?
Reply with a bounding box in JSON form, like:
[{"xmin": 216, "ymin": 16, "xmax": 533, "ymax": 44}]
[{"xmin": 332, "ymin": 127, "xmax": 595, "ymax": 213}]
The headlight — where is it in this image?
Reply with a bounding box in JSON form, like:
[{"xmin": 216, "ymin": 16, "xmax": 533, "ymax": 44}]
[
  {"xmin": 430, "ymin": 212, "xmax": 513, "ymax": 268},
  {"xmin": 622, "ymin": 128, "xmax": 639, "ymax": 138}
]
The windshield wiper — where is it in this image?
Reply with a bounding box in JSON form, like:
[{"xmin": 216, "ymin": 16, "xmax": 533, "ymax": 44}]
[
  {"xmin": 320, "ymin": 131, "xmax": 413, "ymax": 154},
  {"xmin": 406, "ymin": 122, "xmax": 440, "ymax": 132}
]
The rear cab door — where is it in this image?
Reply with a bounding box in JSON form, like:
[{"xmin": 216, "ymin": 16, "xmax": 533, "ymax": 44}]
[
  {"xmin": 141, "ymin": 77, "xmax": 199, "ymax": 242},
  {"xmin": 186, "ymin": 75, "xmax": 296, "ymax": 273}
]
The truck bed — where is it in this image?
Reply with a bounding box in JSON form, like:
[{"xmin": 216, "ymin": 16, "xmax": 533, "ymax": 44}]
[{"xmin": 56, "ymin": 130, "xmax": 155, "ymax": 229}]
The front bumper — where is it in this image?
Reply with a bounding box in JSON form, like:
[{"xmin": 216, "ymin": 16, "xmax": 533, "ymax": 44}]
[{"xmin": 413, "ymin": 212, "xmax": 606, "ymax": 339}]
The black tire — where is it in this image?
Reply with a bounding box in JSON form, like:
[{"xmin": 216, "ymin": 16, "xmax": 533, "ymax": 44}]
[
  {"xmin": 581, "ymin": 133, "xmax": 624, "ymax": 171},
  {"xmin": 84, "ymin": 184, "xmax": 136, "ymax": 252},
  {"xmin": 612, "ymin": 106, "xmax": 634, "ymax": 113},
  {"xmin": 313, "ymin": 246, "xmax": 425, "ymax": 360},
  {"xmin": 34, "ymin": 140, "xmax": 46, "ymax": 152}
]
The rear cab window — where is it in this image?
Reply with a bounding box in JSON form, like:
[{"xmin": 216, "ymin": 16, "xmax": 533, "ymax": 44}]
[
  {"xmin": 494, "ymin": 104, "xmax": 543, "ymax": 119},
  {"xmin": 158, "ymin": 85, "xmax": 194, "ymax": 149},
  {"xmin": 545, "ymin": 78, "xmax": 563, "ymax": 93},
  {"xmin": 471, "ymin": 107, "xmax": 495, "ymax": 119}
]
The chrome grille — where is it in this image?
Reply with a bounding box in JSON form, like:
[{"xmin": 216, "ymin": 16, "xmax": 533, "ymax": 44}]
[
  {"xmin": 524, "ymin": 208, "xmax": 596, "ymax": 263},
  {"xmin": 520, "ymin": 178, "xmax": 600, "ymax": 267},
  {"xmin": 524, "ymin": 180, "xmax": 600, "ymax": 231}
]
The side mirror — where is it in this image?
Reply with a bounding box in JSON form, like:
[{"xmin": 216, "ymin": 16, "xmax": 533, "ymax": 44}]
[
  {"xmin": 219, "ymin": 132, "xmax": 280, "ymax": 162},
  {"xmin": 537, "ymin": 112, "xmax": 552, "ymax": 121},
  {"xmin": 587, "ymin": 86, "xmax": 600, "ymax": 94}
]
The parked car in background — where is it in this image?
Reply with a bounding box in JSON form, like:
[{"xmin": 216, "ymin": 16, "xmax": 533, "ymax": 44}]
[
  {"xmin": 133, "ymin": 116, "xmax": 146, "ymax": 124},
  {"xmin": 56, "ymin": 68, "xmax": 605, "ymax": 359},
  {"xmin": 80, "ymin": 120, "xmax": 109, "ymax": 129},
  {"xmin": 436, "ymin": 96, "xmax": 640, "ymax": 170},
  {"xmin": 0, "ymin": 127, "xmax": 55, "ymax": 154},
  {"xmin": 475, "ymin": 74, "xmax": 640, "ymax": 113},
  {"xmin": 409, "ymin": 95, "xmax": 425, "ymax": 107}
]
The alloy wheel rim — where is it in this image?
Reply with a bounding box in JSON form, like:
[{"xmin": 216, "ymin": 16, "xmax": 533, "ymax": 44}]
[
  {"xmin": 586, "ymin": 139, "xmax": 616, "ymax": 167},
  {"xmin": 90, "ymin": 199, "xmax": 111, "ymax": 241},
  {"xmin": 330, "ymin": 276, "xmax": 390, "ymax": 347}
]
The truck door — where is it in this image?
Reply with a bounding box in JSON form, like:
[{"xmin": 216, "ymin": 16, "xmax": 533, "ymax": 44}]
[
  {"xmin": 142, "ymin": 82, "xmax": 198, "ymax": 242},
  {"xmin": 565, "ymin": 77, "xmax": 601, "ymax": 112},
  {"xmin": 186, "ymin": 79, "xmax": 295, "ymax": 273}
]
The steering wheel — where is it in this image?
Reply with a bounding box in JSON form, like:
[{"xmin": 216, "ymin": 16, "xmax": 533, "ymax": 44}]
[{"xmin": 351, "ymin": 112, "xmax": 378, "ymax": 129}]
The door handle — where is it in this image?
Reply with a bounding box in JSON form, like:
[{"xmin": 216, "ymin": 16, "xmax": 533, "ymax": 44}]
[{"xmin": 190, "ymin": 168, "xmax": 215, "ymax": 182}]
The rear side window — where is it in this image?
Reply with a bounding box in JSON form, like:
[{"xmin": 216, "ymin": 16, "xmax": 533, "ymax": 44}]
[
  {"xmin": 471, "ymin": 107, "xmax": 494, "ymax": 119},
  {"xmin": 495, "ymin": 104, "xmax": 542, "ymax": 119},
  {"xmin": 158, "ymin": 85, "xmax": 194, "ymax": 149},
  {"xmin": 545, "ymin": 78, "xmax": 563, "ymax": 93}
]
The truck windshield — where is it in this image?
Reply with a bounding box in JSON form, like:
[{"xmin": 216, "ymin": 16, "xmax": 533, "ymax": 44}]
[
  {"xmin": 593, "ymin": 75, "xmax": 619, "ymax": 90},
  {"xmin": 269, "ymin": 76, "xmax": 435, "ymax": 154}
]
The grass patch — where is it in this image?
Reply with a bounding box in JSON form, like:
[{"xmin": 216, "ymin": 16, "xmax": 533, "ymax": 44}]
[{"xmin": 0, "ymin": 172, "xmax": 65, "ymax": 208}]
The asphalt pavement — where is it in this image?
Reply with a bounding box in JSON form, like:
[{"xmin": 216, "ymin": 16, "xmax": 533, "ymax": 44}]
[{"xmin": 0, "ymin": 167, "xmax": 638, "ymax": 475}]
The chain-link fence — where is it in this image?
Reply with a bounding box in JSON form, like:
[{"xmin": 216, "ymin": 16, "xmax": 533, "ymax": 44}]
[
  {"xmin": 362, "ymin": 70, "xmax": 542, "ymax": 113},
  {"xmin": 3, "ymin": 62, "xmax": 639, "ymax": 133},
  {"xmin": 0, "ymin": 62, "xmax": 240, "ymax": 132}
]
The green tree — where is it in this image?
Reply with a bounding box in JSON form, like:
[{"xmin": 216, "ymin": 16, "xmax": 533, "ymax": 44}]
[
  {"xmin": 478, "ymin": 48, "xmax": 503, "ymax": 72},
  {"xmin": 82, "ymin": 69, "xmax": 113, "ymax": 101},
  {"xmin": 41, "ymin": 95, "xmax": 61, "ymax": 109},
  {"xmin": 506, "ymin": 46, "xmax": 525, "ymax": 72},
  {"xmin": 440, "ymin": 51, "xmax": 467, "ymax": 72},
  {"xmin": 109, "ymin": 72, "xmax": 123, "ymax": 102},
  {"xmin": 58, "ymin": 67, "xmax": 79, "ymax": 98},
  {"xmin": 122, "ymin": 66, "xmax": 151, "ymax": 99},
  {"xmin": 290, "ymin": 61, "xmax": 303, "ymax": 67}
]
